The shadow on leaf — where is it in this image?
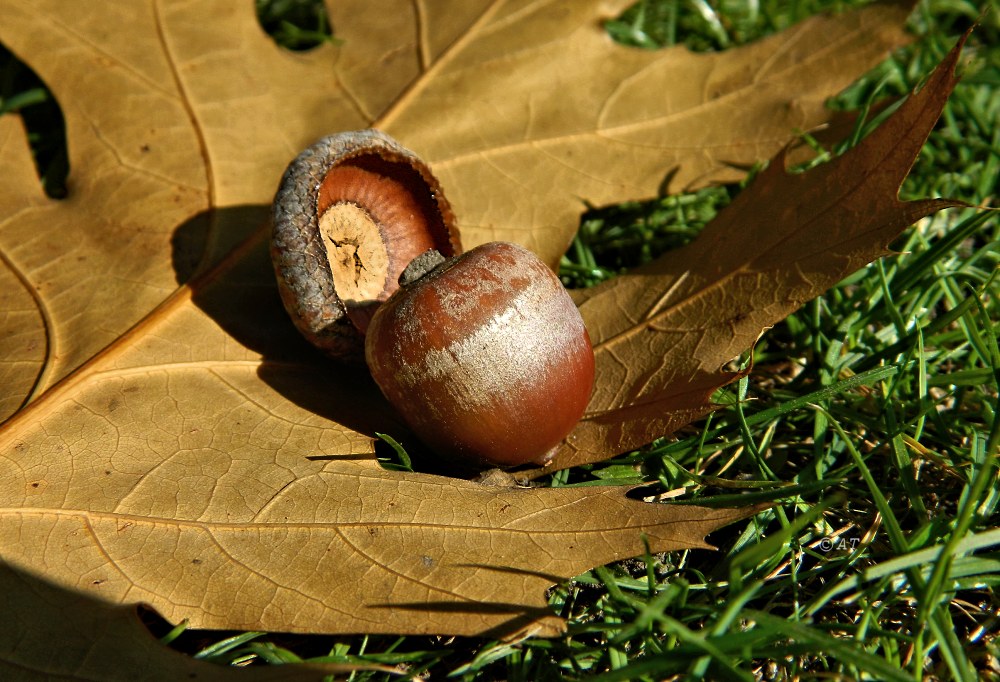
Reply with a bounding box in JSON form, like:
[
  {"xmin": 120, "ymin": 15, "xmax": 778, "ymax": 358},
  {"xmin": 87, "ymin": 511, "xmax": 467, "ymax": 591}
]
[
  {"xmin": 170, "ymin": 206, "xmax": 475, "ymax": 477},
  {"xmin": 0, "ymin": 560, "xmax": 340, "ymax": 680}
]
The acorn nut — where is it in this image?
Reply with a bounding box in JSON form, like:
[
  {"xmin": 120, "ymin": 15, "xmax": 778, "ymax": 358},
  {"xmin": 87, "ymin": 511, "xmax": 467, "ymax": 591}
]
[
  {"xmin": 365, "ymin": 241, "xmax": 596, "ymax": 468},
  {"xmin": 271, "ymin": 130, "xmax": 461, "ymax": 360}
]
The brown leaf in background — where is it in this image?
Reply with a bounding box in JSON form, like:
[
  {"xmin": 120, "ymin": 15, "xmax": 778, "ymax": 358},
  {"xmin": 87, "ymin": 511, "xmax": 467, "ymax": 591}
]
[
  {"xmin": 0, "ymin": 0, "xmax": 926, "ymax": 648},
  {"xmin": 548, "ymin": 30, "xmax": 967, "ymax": 472}
]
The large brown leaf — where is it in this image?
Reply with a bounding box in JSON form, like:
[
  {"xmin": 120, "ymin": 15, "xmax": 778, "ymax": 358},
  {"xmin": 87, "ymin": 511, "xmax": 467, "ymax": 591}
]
[
  {"xmin": 0, "ymin": 0, "xmax": 931, "ymax": 649},
  {"xmin": 0, "ymin": 0, "xmax": 912, "ymax": 418}
]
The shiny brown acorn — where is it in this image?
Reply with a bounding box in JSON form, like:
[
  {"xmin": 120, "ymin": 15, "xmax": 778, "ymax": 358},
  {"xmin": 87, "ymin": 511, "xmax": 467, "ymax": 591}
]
[
  {"xmin": 365, "ymin": 241, "xmax": 595, "ymax": 467},
  {"xmin": 271, "ymin": 130, "xmax": 461, "ymax": 360}
]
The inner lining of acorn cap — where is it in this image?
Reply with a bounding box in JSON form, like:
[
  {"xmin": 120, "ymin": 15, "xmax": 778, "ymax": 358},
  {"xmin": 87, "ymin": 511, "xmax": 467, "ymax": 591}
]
[
  {"xmin": 341, "ymin": 153, "xmax": 454, "ymax": 250},
  {"xmin": 317, "ymin": 154, "xmax": 457, "ymax": 333}
]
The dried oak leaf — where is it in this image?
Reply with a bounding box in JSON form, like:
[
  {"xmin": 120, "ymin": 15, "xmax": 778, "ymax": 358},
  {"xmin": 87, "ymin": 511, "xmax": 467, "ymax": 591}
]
[
  {"xmin": 548, "ymin": 31, "xmax": 967, "ymax": 472},
  {"xmin": 0, "ymin": 0, "xmax": 922, "ymax": 649},
  {"xmin": 0, "ymin": 0, "xmax": 912, "ymax": 419}
]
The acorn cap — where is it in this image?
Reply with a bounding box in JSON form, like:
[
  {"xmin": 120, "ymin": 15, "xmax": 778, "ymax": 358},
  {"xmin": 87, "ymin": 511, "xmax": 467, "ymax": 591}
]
[{"xmin": 271, "ymin": 129, "xmax": 462, "ymax": 360}]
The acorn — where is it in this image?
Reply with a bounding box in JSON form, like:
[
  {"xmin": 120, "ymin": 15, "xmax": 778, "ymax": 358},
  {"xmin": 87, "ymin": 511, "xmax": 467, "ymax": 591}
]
[
  {"xmin": 271, "ymin": 130, "xmax": 461, "ymax": 360},
  {"xmin": 364, "ymin": 241, "xmax": 595, "ymax": 468}
]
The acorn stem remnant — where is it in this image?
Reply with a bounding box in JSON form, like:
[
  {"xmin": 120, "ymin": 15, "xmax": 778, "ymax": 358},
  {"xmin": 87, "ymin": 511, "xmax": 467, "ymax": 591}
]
[{"xmin": 399, "ymin": 249, "xmax": 447, "ymax": 286}]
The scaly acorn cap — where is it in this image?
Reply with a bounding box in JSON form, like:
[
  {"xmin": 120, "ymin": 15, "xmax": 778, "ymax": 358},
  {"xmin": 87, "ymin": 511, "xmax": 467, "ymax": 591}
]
[{"xmin": 271, "ymin": 129, "xmax": 461, "ymax": 360}]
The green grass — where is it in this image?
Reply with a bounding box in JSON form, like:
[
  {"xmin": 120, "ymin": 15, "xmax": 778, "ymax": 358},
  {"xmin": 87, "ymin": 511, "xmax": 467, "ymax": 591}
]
[
  {"xmin": 0, "ymin": 43, "xmax": 67, "ymax": 197},
  {"xmin": 3, "ymin": 0, "xmax": 999, "ymax": 679},
  {"xmin": 254, "ymin": 0, "xmax": 335, "ymax": 51}
]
